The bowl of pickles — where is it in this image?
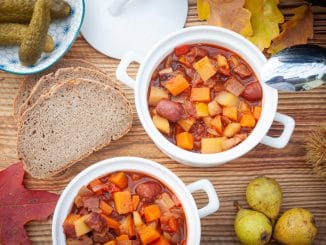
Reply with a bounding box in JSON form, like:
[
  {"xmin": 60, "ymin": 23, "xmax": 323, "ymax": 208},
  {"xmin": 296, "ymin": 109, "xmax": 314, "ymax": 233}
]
[{"xmin": 0, "ymin": 0, "xmax": 84, "ymax": 75}]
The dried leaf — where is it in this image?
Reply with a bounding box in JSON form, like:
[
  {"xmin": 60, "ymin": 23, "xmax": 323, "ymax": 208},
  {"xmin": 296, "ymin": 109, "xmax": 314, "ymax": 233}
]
[
  {"xmin": 0, "ymin": 162, "xmax": 59, "ymax": 244},
  {"xmin": 197, "ymin": 0, "xmax": 210, "ymax": 20},
  {"xmin": 207, "ymin": 0, "xmax": 253, "ymax": 37},
  {"xmin": 245, "ymin": 0, "xmax": 284, "ymax": 50},
  {"xmin": 268, "ymin": 5, "xmax": 313, "ymax": 54}
]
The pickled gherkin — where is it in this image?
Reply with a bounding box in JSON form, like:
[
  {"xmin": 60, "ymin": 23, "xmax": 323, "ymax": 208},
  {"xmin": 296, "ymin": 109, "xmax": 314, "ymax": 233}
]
[
  {"xmin": 0, "ymin": 23, "xmax": 54, "ymax": 52},
  {"xmin": 0, "ymin": 0, "xmax": 70, "ymax": 23},
  {"xmin": 19, "ymin": 0, "xmax": 51, "ymax": 65}
]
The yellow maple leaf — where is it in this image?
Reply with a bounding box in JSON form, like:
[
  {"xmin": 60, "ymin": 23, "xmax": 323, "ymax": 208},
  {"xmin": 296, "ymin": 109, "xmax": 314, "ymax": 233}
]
[
  {"xmin": 268, "ymin": 5, "xmax": 313, "ymax": 54},
  {"xmin": 245, "ymin": 0, "xmax": 284, "ymax": 51},
  {"xmin": 197, "ymin": 0, "xmax": 210, "ymax": 20},
  {"xmin": 206, "ymin": 0, "xmax": 253, "ymax": 37}
]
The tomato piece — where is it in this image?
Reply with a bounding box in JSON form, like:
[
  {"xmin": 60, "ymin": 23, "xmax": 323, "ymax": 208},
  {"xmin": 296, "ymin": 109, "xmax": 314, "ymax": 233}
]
[{"xmin": 174, "ymin": 45, "xmax": 190, "ymax": 57}]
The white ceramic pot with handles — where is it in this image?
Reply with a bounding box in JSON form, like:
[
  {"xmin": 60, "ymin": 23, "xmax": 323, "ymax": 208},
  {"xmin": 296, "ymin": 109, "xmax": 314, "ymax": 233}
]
[
  {"xmin": 116, "ymin": 26, "xmax": 295, "ymax": 167},
  {"xmin": 52, "ymin": 157, "xmax": 219, "ymax": 244}
]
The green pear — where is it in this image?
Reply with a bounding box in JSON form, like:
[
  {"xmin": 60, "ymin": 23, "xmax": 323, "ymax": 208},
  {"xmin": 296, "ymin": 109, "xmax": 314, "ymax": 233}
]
[
  {"xmin": 246, "ymin": 176, "xmax": 282, "ymax": 220},
  {"xmin": 273, "ymin": 208, "xmax": 317, "ymax": 245},
  {"xmin": 234, "ymin": 206, "xmax": 272, "ymax": 245}
]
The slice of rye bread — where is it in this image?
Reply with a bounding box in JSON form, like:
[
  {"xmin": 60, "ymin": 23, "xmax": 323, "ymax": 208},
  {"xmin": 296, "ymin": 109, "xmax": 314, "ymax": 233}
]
[
  {"xmin": 17, "ymin": 67, "xmax": 121, "ymax": 118},
  {"xmin": 13, "ymin": 59, "xmax": 99, "ymax": 119},
  {"xmin": 17, "ymin": 78, "xmax": 133, "ymax": 179}
]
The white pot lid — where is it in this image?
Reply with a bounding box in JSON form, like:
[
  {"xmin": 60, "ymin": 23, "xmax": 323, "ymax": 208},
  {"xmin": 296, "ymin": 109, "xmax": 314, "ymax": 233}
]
[{"xmin": 81, "ymin": 0, "xmax": 188, "ymax": 59}]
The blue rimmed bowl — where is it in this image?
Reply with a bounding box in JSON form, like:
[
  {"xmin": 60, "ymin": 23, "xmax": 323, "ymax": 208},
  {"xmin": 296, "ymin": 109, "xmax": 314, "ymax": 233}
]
[{"xmin": 0, "ymin": 0, "xmax": 85, "ymax": 75}]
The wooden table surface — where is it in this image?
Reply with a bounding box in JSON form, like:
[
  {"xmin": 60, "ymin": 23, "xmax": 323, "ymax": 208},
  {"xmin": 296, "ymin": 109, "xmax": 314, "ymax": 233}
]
[{"xmin": 0, "ymin": 0, "xmax": 325, "ymax": 244}]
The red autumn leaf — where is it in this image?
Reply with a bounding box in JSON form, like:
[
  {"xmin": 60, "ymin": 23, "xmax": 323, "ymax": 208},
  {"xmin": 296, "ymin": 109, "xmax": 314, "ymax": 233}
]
[{"xmin": 0, "ymin": 162, "xmax": 59, "ymax": 245}]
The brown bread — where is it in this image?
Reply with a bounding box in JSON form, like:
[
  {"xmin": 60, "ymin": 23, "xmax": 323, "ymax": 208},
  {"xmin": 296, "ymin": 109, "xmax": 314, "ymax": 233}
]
[{"xmin": 17, "ymin": 78, "xmax": 132, "ymax": 179}]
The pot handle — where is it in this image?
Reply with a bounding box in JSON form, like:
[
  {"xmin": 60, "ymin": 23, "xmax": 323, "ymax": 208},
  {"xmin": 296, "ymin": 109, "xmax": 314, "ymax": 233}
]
[
  {"xmin": 260, "ymin": 112, "xmax": 295, "ymax": 149},
  {"xmin": 116, "ymin": 51, "xmax": 143, "ymax": 89},
  {"xmin": 186, "ymin": 179, "xmax": 219, "ymax": 219}
]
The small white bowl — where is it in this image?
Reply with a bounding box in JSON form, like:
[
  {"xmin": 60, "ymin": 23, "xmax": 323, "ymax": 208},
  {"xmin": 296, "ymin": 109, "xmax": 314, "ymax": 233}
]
[
  {"xmin": 52, "ymin": 157, "xmax": 219, "ymax": 245},
  {"xmin": 116, "ymin": 26, "xmax": 295, "ymax": 167},
  {"xmin": 0, "ymin": 0, "xmax": 84, "ymax": 75}
]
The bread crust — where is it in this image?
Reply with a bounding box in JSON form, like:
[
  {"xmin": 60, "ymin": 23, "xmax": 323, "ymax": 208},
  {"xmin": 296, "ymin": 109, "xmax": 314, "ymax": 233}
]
[
  {"xmin": 17, "ymin": 67, "xmax": 121, "ymax": 119},
  {"xmin": 14, "ymin": 59, "xmax": 99, "ymax": 120}
]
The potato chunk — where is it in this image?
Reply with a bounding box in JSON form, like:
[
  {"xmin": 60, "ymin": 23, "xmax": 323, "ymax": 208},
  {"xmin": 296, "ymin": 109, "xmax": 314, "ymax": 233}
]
[
  {"xmin": 201, "ymin": 138, "xmax": 224, "ymax": 154},
  {"xmin": 74, "ymin": 214, "xmax": 92, "ymax": 237},
  {"xmin": 195, "ymin": 103, "xmax": 209, "ymax": 117},
  {"xmin": 223, "ymin": 123, "xmax": 241, "ymax": 137},
  {"xmin": 153, "ymin": 115, "xmax": 170, "ymax": 134},
  {"xmin": 193, "ymin": 56, "xmax": 217, "ymax": 81},
  {"xmin": 215, "ymin": 91, "xmax": 239, "ymax": 107},
  {"xmin": 177, "ymin": 118, "xmax": 195, "ymax": 132},
  {"xmin": 149, "ymin": 87, "xmax": 169, "ymax": 106}
]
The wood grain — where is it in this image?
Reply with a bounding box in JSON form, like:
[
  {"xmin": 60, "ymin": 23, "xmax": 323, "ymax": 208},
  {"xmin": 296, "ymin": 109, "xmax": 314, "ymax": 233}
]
[{"xmin": 0, "ymin": 1, "xmax": 326, "ymax": 244}]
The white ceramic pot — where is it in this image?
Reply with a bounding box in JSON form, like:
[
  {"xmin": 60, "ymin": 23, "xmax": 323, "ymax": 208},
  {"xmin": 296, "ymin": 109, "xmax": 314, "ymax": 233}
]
[
  {"xmin": 52, "ymin": 157, "xmax": 219, "ymax": 244},
  {"xmin": 116, "ymin": 26, "xmax": 295, "ymax": 167}
]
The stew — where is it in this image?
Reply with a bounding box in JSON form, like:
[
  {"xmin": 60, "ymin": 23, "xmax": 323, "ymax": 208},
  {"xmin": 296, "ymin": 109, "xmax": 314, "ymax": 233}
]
[
  {"xmin": 148, "ymin": 43, "xmax": 262, "ymax": 153},
  {"xmin": 63, "ymin": 171, "xmax": 187, "ymax": 245}
]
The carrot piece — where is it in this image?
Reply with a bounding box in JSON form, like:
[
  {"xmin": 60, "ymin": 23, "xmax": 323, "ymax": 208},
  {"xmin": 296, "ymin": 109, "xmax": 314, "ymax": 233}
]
[
  {"xmin": 132, "ymin": 195, "xmax": 140, "ymax": 210},
  {"xmin": 160, "ymin": 216, "xmax": 178, "ymax": 232},
  {"xmin": 253, "ymin": 106, "xmax": 262, "ymax": 120},
  {"xmin": 101, "ymin": 214, "xmax": 120, "ymax": 229},
  {"xmin": 117, "ymin": 235, "xmax": 129, "ymax": 240},
  {"xmin": 176, "ymin": 132, "xmax": 194, "ymax": 150},
  {"xmin": 109, "ymin": 172, "xmax": 128, "ymax": 189},
  {"xmin": 104, "ymin": 240, "xmax": 117, "ymax": 245},
  {"xmin": 113, "ymin": 191, "xmax": 133, "ymax": 214},
  {"xmin": 99, "ymin": 200, "xmax": 113, "ymax": 216},
  {"xmin": 64, "ymin": 214, "xmax": 81, "ymax": 224},
  {"xmin": 152, "ymin": 236, "xmax": 171, "ymax": 245},
  {"xmin": 240, "ymin": 113, "xmax": 256, "ymax": 127},
  {"xmin": 138, "ymin": 226, "xmax": 161, "ymax": 244},
  {"xmin": 211, "ymin": 115, "xmax": 223, "ymax": 135},
  {"xmin": 89, "ymin": 179, "xmax": 102, "ymax": 191},
  {"xmin": 144, "ymin": 204, "xmax": 162, "ymax": 223},
  {"xmin": 178, "ymin": 55, "xmax": 187, "ymax": 65},
  {"xmin": 117, "ymin": 235, "xmax": 132, "ymax": 245},
  {"xmin": 163, "ymin": 74, "xmax": 189, "ymax": 96},
  {"xmin": 222, "ymin": 106, "xmax": 238, "ymax": 121},
  {"xmin": 193, "ymin": 56, "xmax": 217, "ymax": 81},
  {"xmin": 195, "ymin": 102, "xmax": 209, "ymax": 117},
  {"xmin": 190, "ymin": 87, "xmax": 211, "ymax": 102}
]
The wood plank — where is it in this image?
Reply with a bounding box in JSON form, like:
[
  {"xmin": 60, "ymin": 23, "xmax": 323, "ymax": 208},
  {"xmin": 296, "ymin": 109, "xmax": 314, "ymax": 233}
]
[{"xmin": 0, "ymin": 1, "xmax": 325, "ymax": 244}]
